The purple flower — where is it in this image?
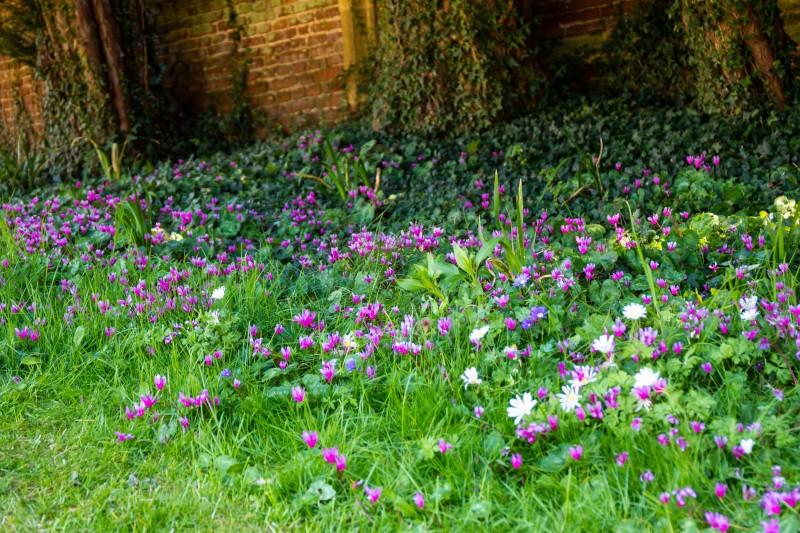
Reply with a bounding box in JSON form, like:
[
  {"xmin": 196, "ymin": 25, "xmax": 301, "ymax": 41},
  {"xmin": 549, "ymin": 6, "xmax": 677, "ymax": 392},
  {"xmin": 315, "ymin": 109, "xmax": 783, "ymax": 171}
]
[
  {"xmin": 701, "ymin": 361, "xmax": 713, "ymax": 373},
  {"xmin": 474, "ymin": 406, "xmax": 484, "ymax": 419},
  {"xmin": 364, "ymin": 485, "xmax": 382, "ymax": 503},
  {"xmin": 569, "ymin": 445, "xmax": 583, "ymax": 460},
  {"xmin": 615, "ymin": 451, "xmax": 629, "ymax": 466},
  {"xmin": 153, "ymin": 375, "xmax": 166, "ymax": 391},
  {"xmin": 511, "ymin": 453, "xmax": 522, "ymax": 469},
  {"xmin": 115, "ymin": 432, "xmax": 134, "ymax": 442},
  {"xmin": 705, "ymin": 511, "xmax": 730, "ymax": 532},
  {"xmin": 761, "ymin": 519, "xmax": 780, "ymax": 533},
  {"xmin": 334, "ymin": 454, "xmax": 347, "ymax": 471},
  {"xmin": 302, "ymin": 430, "xmax": 318, "ymax": 448},
  {"xmin": 413, "ymin": 491, "xmax": 425, "ymax": 508},
  {"xmin": 322, "ymin": 447, "xmax": 339, "ymax": 463},
  {"xmin": 659, "ymin": 492, "xmax": 670, "ymax": 504},
  {"xmin": 291, "ymin": 386, "xmax": 306, "ymax": 403},
  {"xmin": 438, "ymin": 438, "xmax": 454, "ymax": 454},
  {"xmin": 715, "ymin": 482, "xmax": 727, "ymax": 499},
  {"xmin": 714, "ymin": 435, "xmax": 728, "ymax": 449},
  {"xmin": 640, "ymin": 470, "xmax": 654, "ymax": 483}
]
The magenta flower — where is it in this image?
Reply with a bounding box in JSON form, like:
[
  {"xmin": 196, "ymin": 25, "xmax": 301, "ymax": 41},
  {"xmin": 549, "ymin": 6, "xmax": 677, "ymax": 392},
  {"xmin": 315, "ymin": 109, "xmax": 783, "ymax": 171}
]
[
  {"xmin": 320, "ymin": 360, "xmax": 337, "ymax": 383},
  {"xmin": 715, "ymin": 482, "xmax": 727, "ymax": 499},
  {"xmin": 761, "ymin": 518, "xmax": 780, "ymax": 533},
  {"xmin": 615, "ymin": 451, "xmax": 629, "ymax": 466},
  {"xmin": 413, "ymin": 491, "xmax": 425, "ymax": 508},
  {"xmin": 291, "ymin": 386, "xmax": 306, "ymax": 403},
  {"xmin": 179, "ymin": 417, "xmax": 189, "ymax": 430},
  {"xmin": 302, "ymin": 430, "xmax": 318, "ymax": 448},
  {"xmin": 569, "ymin": 445, "xmax": 583, "ymax": 460},
  {"xmin": 704, "ymin": 511, "xmax": 730, "ymax": 532},
  {"xmin": 140, "ymin": 394, "xmax": 158, "ymax": 408},
  {"xmin": 640, "ymin": 470, "xmax": 654, "ymax": 483},
  {"xmin": 154, "ymin": 374, "xmax": 166, "ymax": 391},
  {"xmin": 701, "ymin": 361, "xmax": 713, "ymax": 373},
  {"xmin": 115, "ymin": 432, "xmax": 134, "ymax": 442},
  {"xmin": 714, "ymin": 435, "xmax": 728, "ymax": 449},
  {"xmin": 364, "ymin": 485, "xmax": 382, "ymax": 503},
  {"xmin": 659, "ymin": 492, "xmax": 670, "ymax": 504},
  {"xmin": 690, "ymin": 420, "xmax": 705, "ymax": 433},
  {"xmin": 511, "ymin": 453, "xmax": 522, "ymax": 469},
  {"xmin": 474, "ymin": 406, "xmax": 484, "ymax": 419},
  {"xmin": 322, "ymin": 447, "xmax": 339, "ymax": 463},
  {"xmin": 334, "ymin": 454, "xmax": 347, "ymax": 471},
  {"xmin": 438, "ymin": 438, "xmax": 454, "ymax": 454}
]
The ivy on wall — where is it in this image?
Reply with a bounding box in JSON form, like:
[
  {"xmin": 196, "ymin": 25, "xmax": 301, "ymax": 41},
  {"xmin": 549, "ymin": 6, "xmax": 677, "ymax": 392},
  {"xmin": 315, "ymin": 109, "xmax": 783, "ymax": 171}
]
[
  {"xmin": 367, "ymin": 0, "xmax": 538, "ymax": 136},
  {"xmin": 598, "ymin": 0, "xmax": 795, "ymax": 115}
]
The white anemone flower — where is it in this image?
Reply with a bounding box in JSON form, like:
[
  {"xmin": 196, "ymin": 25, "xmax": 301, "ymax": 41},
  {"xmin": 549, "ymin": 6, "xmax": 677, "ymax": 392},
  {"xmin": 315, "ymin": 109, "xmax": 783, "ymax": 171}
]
[
  {"xmin": 622, "ymin": 303, "xmax": 647, "ymax": 320},
  {"xmin": 740, "ymin": 438, "xmax": 755, "ymax": 454},
  {"xmin": 460, "ymin": 367, "xmax": 482, "ymax": 389},
  {"xmin": 633, "ymin": 367, "xmax": 660, "ymax": 389},
  {"xmin": 211, "ymin": 286, "xmax": 226, "ymax": 300},
  {"xmin": 740, "ymin": 308, "xmax": 759, "ymax": 321},
  {"xmin": 469, "ymin": 325, "xmax": 490, "ymax": 344},
  {"xmin": 592, "ymin": 334, "xmax": 615, "ymax": 354},
  {"xmin": 507, "ymin": 392, "xmax": 537, "ymax": 425},
  {"xmin": 556, "ymin": 385, "xmax": 581, "ymax": 413}
]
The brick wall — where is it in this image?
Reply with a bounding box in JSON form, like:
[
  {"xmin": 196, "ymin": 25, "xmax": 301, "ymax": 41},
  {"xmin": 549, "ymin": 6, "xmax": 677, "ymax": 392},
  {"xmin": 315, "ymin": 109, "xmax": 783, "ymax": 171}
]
[
  {"xmin": 0, "ymin": 0, "xmax": 799, "ymax": 143},
  {"xmin": 149, "ymin": 0, "xmax": 347, "ymax": 126},
  {"xmin": 0, "ymin": 57, "xmax": 41, "ymax": 140}
]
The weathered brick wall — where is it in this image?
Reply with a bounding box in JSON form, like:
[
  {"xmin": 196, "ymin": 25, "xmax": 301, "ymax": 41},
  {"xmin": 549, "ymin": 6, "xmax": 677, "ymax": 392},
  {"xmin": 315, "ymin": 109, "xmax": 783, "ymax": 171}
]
[
  {"xmin": 0, "ymin": 57, "xmax": 41, "ymax": 141},
  {"xmin": 533, "ymin": 0, "xmax": 636, "ymax": 41},
  {"xmin": 0, "ymin": 0, "xmax": 799, "ymax": 141},
  {"xmin": 148, "ymin": 0, "xmax": 347, "ymax": 126}
]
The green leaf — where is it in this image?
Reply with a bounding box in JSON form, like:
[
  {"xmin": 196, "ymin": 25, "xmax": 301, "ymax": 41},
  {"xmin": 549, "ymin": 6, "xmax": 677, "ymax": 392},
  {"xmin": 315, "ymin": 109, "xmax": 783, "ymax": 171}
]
[
  {"xmin": 73, "ymin": 326, "xmax": 85, "ymax": 349},
  {"xmin": 21, "ymin": 356, "xmax": 41, "ymax": 365}
]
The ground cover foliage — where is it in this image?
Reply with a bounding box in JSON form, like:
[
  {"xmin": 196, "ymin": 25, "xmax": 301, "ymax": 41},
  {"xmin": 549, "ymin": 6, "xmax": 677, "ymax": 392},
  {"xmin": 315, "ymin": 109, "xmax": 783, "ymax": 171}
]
[{"xmin": 1, "ymin": 100, "xmax": 800, "ymax": 531}]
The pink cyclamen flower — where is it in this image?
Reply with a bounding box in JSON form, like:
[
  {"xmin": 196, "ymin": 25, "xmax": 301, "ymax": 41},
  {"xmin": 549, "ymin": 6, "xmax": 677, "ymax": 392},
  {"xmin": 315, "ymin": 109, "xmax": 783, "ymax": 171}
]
[
  {"xmin": 291, "ymin": 386, "xmax": 306, "ymax": 403},
  {"xmin": 640, "ymin": 470, "xmax": 654, "ymax": 483},
  {"xmin": 179, "ymin": 417, "xmax": 189, "ymax": 430},
  {"xmin": 705, "ymin": 511, "xmax": 730, "ymax": 532},
  {"xmin": 474, "ymin": 406, "xmax": 484, "ymax": 419},
  {"xmin": 715, "ymin": 483, "xmax": 727, "ymax": 499},
  {"xmin": 413, "ymin": 492, "xmax": 425, "ymax": 508},
  {"xmin": 302, "ymin": 430, "xmax": 318, "ymax": 448},
  {"xmin": 154, "ymin": 374, "xmax": 166, "ymax": 391},
  {"xmin": 659, "ymin": 492, "xmax": 670, "ymax": 504},
  {"xmin": 761, "ymin": 518, "xmax": 780, "ymax": 533},
  {"xmin": 334, "ymin": 454, "xmax": 347, "ymax": 471},
  {"xmin": 569, "ymin": 445, "xmax": 583, "ymax": 460},
  {"xmin": 322, "ymin": 447, "xmax": 338, "ymax": 463},
  {"xmin": 511, "ymin": 453, "xmax": 522, "ymax": 469},
  {"xmin": 115, "ymin": 432, "xmax": 134, "ymax": 442},
  {"xmin": 615, "ymin": 451, "xmax": 629, "ymax": 466},
  {"xmin": 438, "ymin": 438, "xmax": 454, "ymax": 454},
  {"xmin": 364, "ymin": 485, "xmax": 382, "ymax": 503},
  {"xmin": 701, "ymin": 361, "xmax": 713, "ymax": 373}
]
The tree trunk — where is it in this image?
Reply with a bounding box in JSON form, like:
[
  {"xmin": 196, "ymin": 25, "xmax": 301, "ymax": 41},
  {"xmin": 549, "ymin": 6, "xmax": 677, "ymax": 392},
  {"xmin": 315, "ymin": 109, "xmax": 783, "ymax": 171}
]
[
  {"xmin": 89, "ymin": 0, "xmax": 131, "ymax": 133},
  {"xmin": 743, "ymin": 3, "xmax": 785, "ymax": 110}
]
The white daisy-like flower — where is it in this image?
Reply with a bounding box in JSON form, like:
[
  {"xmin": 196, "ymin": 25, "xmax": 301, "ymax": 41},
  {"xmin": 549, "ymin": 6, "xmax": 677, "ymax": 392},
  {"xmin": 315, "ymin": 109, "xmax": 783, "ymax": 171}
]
[
  {"xmin": 211, "ymin": 286, "xmax": 226, "ymax": 300},
  {"xmin": 569, "ymin": 365, "xmax": 598, "ymax": 390},
  {"xmin": 740, "ymin": 308, "xmax": 759, "ymax": 321},
  {"xmin": 208, "ymin": 310, "xmax": 220, "ymax": 325},
  {"xmin": 341, "ymin": 332, "xmax": 358, "ymax": 352},
  {"xmin": 633, "ymin": 367, "xmax": 660, "ymax": 389},
  {"xmin": 555, "ymin": 385, "xmax": 581, "ymax": 413},
  {"xmin": 634, "ymin": 398, "xmax": 653, "ymax": 412},
  {"xmin": 740, "ymin": 438, "xmax": 755, "ymax": 454},
  {"xmin": 622, "ymin": 303, "xmax": 647, "ymax": 320},
  {"xmin": 739, "ymin": 295, "xmax": 758, "ymax": 310},
  {"xmin": 469, "ymin": 325, "xmax": 490, "ymax": 344},
  {"xmin": 507, "ymin": 392, "xmax": 537, "ymax": 425},
  {"xmin": 460, "ymin": 367, "xmax": 482, "ymax": 389},
  {"xmin": 592, "ymin": 334, "xmax": 615, "ymax": 354}
]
